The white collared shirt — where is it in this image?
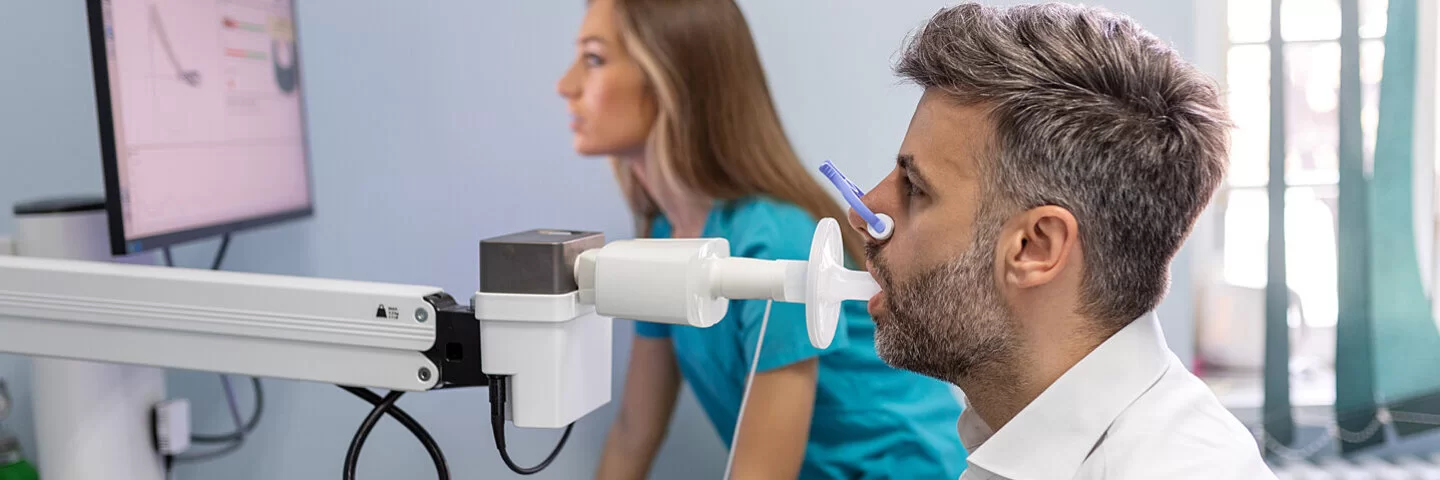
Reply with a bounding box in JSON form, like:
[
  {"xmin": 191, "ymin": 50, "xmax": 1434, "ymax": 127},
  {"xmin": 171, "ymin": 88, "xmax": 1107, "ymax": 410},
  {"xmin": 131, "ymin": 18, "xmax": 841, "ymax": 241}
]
[{"xmin": 957, "ymin": 314, "xmax": 1278, "ymax": 480}]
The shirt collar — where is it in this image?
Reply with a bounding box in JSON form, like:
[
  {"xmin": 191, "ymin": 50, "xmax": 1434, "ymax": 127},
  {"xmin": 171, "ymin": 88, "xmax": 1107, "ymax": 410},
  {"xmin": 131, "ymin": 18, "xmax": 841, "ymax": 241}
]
[{"xmin": 959, "ymin": 313, "xmax": 1174, "ymax": 479}]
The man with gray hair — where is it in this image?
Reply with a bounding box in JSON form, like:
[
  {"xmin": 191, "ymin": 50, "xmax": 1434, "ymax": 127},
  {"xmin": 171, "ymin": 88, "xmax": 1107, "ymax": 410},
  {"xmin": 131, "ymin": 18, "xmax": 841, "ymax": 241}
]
[{"xmin": 850, "ymin": 3, "xmax": 1278, "ymax": 479}]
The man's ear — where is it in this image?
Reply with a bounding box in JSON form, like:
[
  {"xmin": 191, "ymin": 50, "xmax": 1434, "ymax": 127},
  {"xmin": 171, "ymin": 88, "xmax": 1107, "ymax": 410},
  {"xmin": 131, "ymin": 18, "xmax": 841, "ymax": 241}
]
[{"xmin": 1001, "ymin": 206, "xmax": 1079, "ymax": 289}]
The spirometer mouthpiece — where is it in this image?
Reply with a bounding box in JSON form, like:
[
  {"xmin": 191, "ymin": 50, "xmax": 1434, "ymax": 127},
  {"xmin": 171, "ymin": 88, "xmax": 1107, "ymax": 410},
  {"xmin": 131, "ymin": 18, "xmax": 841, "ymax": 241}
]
[
  {"xmin": 574, "ymin": 218, "xmax": 880, "ymax": 349},
  {"xmin": 803, "ymin": 217, "xmax": 880, "ymax": 348}
]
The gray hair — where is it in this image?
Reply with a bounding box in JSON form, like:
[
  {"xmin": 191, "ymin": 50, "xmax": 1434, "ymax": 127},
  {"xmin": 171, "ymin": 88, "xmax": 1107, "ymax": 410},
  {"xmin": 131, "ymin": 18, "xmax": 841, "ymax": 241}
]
[{"xmin": 896, "ymin": 3, "xmax": 1231, "ymax": 327}]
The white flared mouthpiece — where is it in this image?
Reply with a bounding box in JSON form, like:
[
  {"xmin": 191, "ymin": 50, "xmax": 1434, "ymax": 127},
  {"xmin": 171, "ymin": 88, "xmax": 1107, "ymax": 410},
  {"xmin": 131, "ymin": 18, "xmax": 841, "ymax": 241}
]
[{"xmin": 805, "ymin": 218, "xmax": 880, "ymax": 349}]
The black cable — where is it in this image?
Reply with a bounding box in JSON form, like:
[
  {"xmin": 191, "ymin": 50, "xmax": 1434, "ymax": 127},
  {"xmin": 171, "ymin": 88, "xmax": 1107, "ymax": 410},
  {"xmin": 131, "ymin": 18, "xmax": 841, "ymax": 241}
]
[
  {"xmin": 162, "ymin": 247, "xmax": 174, "ymax": 267},
  {"xmin": 340, "ymin": 386, "xmax": 449, "ymax": 480},
  {"xmin": 211, "ymin": 233, "xmax": 231, "ymax": 270},
  {"xmin": 192, "ymin": 377, "xmax": 264, "ymax": 443},
  {"xmin": 488, "ymin": 375, "xmax": 574, "ymax": 475},
  {"xmin": 344, "ymin": 390, "xmax": 401, "ymax": 480}
]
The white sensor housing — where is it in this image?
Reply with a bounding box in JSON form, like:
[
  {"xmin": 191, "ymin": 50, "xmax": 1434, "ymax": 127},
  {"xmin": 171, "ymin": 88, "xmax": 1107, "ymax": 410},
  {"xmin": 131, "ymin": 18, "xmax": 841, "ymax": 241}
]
[{"xmin": 575, "ymin": 238, "xmax": 732, "ymax": 328}]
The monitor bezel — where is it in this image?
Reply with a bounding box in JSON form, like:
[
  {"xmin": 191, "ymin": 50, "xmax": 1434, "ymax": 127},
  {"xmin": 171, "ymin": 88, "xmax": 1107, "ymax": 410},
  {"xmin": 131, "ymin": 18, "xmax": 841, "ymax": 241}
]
[{"xmin": 86, "ymin": 0, "xmax": 317, "ymax": 256}]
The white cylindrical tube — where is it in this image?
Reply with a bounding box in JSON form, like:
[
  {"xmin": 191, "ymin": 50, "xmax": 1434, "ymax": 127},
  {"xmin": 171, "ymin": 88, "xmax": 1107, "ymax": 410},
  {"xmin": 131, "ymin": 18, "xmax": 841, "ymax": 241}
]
[
  {"xmin": 709, "ymin": 257, "xmax": 787, "ymax": 301},
  {"xmin": 581, "ymin": 238, "xmax": 731, "ymax": 328},
  {"xmin": 14, "ymin": 210, "xmax": 110, "ymax": 260},
  {"xmin": 32, "ymin": 359, "xmax": 166, "ymax": 480},
  {"xmin": 15, "ymin": 199, "xmax": 167, "ymax": 480}
]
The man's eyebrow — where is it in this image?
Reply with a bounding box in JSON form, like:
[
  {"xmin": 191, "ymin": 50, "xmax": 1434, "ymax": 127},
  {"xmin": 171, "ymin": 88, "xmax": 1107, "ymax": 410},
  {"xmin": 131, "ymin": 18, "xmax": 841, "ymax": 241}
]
[{"xmin": 897, "ymin": 154, "xmax": 934, "ymax": 191}]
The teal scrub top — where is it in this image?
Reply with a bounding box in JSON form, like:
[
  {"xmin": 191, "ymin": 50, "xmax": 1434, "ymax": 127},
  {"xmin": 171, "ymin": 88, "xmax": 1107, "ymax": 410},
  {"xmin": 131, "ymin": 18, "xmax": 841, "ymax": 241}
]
[{"xmin": 635, "ymin": 196, "xmax": 968, "ymax": 479}]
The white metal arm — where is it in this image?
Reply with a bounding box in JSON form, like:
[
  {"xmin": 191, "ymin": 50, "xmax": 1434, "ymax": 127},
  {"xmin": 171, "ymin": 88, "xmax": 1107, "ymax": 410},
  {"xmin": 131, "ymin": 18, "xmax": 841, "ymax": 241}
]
[{"xmin": 0, "ymin": 255, "xmax": 450, "ymax": 392}]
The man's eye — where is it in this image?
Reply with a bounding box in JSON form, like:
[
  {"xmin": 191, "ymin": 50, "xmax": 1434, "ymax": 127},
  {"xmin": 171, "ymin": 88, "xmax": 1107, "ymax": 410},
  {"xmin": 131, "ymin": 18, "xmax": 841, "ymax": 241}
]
[
  {"xmin": 903, "ymin": 177, "xmax": 923, "ymax": 198},
  {"xmin": 583, "ymin": 53, "xmax": 605, "ymax": 67}
]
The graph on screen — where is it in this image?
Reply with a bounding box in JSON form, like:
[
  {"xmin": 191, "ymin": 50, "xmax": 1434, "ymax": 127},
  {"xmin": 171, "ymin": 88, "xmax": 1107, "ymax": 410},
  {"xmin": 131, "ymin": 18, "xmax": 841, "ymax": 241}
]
[{"xmin": 99, "ymin": 0, "xmax": 311, "ymax": 245}]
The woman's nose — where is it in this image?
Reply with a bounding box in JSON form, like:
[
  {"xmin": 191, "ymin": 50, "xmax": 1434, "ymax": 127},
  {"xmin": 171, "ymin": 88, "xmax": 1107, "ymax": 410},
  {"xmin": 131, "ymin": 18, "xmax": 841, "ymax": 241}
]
[{"xmin": 557, "ymin": 63, "xmax": 579, "ymax": 98}]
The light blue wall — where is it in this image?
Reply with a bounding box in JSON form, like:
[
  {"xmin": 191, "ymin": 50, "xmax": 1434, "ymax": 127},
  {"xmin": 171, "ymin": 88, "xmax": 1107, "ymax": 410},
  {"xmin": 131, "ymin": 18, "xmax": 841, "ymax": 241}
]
[{"xmin": 0, "ymin": 1, "xmax": 1201, "ymax": 478}]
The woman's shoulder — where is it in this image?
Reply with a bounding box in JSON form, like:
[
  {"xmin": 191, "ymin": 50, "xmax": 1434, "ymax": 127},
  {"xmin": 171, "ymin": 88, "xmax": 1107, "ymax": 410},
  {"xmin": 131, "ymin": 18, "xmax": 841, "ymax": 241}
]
[
  {"xmin": 721, "ymin": 196, "xmax": 818, "ymax": 259},
  {"xmin": 725, "ymin": 196, "xmax": 819, "ymax": 229}
]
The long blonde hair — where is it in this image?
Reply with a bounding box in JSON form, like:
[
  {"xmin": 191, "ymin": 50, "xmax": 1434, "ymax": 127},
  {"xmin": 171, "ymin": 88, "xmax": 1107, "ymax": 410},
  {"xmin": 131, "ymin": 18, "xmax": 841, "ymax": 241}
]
[{"xmin": 608, "ymin": 0, "xmax": 866, "ymax": 262}]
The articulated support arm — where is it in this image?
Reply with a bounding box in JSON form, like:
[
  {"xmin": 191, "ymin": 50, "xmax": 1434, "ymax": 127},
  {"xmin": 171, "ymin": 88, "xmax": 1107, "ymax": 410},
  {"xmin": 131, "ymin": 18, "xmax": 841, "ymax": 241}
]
[{"xmin": 0, "ymin": 218, "xmax": 874, "ymax": 432}]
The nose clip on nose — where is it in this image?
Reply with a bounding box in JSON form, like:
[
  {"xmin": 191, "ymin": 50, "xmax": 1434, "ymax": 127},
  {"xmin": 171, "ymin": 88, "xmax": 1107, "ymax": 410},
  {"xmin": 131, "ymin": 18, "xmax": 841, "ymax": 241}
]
[
  {"xmin": 818, "ymin": 160, "xmax": 892, "ymax": 240},
  {"xmin": 865, "ymin": 214, "xmax": 893, "ymax": 241}
]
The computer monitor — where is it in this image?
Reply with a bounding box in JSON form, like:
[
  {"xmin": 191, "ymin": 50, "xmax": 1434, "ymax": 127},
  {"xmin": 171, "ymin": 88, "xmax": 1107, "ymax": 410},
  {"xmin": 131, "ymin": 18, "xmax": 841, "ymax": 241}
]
[{"xmin": 86, "ymin": 0, "xmax": 314, "ymax": 256}]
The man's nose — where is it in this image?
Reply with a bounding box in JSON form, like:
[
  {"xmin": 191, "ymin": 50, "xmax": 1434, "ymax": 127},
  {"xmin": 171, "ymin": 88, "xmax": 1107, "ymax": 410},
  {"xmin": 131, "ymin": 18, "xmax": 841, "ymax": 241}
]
[
  {"xmin": 847, "ymin": 206, "xmax": 871, "ymax": 241},
  {"xmin": 848, "ymin": 173, "xmax": 897, "ymax": 245}
]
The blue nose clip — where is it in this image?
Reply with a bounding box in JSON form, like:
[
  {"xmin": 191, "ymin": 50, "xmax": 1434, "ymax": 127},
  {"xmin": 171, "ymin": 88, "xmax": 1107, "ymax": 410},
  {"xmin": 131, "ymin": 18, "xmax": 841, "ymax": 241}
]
[{"xmin": 819, "ymin": 160, "xmax": 892, "ymax": 239}]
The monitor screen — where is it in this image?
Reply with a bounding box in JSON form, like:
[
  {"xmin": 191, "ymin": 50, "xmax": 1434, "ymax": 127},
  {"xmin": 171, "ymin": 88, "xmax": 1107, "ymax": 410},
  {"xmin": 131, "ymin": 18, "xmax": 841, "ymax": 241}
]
[{"xmin": 88, "ymin": 0, "xmax": 313, "ymax": 255}]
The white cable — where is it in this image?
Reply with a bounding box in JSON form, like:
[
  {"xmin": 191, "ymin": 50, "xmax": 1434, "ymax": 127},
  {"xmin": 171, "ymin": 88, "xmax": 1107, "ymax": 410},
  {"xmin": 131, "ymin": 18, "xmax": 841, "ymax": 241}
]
[{"xmin": 723, "ymin": 300, "xmax": 773, "ymax": 480}]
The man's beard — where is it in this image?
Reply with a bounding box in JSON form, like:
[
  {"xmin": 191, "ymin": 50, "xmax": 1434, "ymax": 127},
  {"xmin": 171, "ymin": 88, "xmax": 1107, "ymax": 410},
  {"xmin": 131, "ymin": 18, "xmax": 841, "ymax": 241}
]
[{"xmin": 869, "ymin": 222, "xmax": 1018, "ymax": 385}]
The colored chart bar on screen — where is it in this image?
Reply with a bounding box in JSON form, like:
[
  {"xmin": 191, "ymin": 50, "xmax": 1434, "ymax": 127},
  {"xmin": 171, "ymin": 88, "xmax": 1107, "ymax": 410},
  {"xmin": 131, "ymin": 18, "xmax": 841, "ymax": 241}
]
[
  {"xmin": 222, "ymin": 17, "xmax": 266, "ymax": 33},
  {"xmin": 224, "ymin": 48, "xmax": 266, "ymax": 60}
]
